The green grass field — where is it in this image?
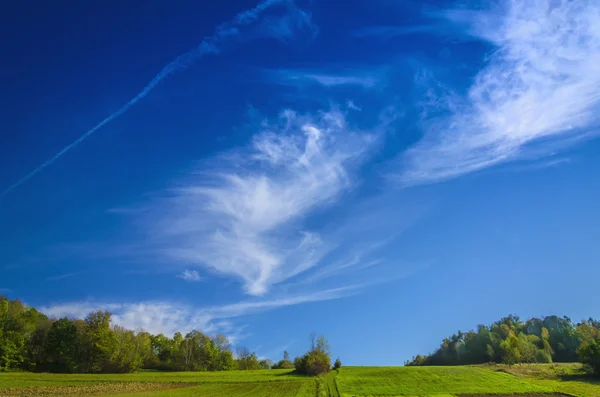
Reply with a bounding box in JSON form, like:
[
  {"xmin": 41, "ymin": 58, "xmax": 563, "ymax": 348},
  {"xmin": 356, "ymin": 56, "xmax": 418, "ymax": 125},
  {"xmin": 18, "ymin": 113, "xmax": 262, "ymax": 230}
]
[
  {"xmin": 336, "ymin": 366, "xmax": 551, "ymax": 396},
  {"xmin": 1, "ymin": 364, "xmax": 599, "ymax": 397}
]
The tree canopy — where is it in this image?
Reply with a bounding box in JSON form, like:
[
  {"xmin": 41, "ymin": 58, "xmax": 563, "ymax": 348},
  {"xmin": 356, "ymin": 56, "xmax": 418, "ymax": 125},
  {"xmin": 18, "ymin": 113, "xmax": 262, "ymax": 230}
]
[{"xmin": 407, "ymin": 314, "xmax": 600, "ymax": 370}]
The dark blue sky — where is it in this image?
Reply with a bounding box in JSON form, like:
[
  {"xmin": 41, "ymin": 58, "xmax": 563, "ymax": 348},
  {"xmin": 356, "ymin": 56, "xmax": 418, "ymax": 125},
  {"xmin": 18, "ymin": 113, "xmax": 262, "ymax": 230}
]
[{"xmin": 1, "ymin": 0, "xmax": 599, "ymax": 365}]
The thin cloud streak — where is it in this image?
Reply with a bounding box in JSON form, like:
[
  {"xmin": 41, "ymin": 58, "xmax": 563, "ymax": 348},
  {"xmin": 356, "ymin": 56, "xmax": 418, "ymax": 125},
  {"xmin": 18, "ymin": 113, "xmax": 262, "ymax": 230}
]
[
  {"xmin": 400, "ymin": 0, "xmax": 600, "ymax": 185},
  {"xmin": 267, "ymin": 69, "xmax": 381, "ymax": 88},
  {"xmin": 0, "ymin": 0, "xmax": 316, "ymax": 198}
]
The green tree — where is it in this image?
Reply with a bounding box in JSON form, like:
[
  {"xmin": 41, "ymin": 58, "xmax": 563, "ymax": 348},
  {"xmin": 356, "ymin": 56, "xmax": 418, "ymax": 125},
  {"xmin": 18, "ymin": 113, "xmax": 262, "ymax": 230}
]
[
  {"xmin": 45, "ymin": 318, "xmax": 80, "ymax": 373},
  {"xmin": 80, "ymin": 311, "xmax": 115, "ymax": 372},
  {"xmin": 108, "ymin": 326, "xmax": 143, "ymax": 373},
  {"xmin": 218, "ymin": 349, "xmax": 236, "ymax": 371},
  {"xmin": 333, "ymin": 357, "xmax": 342, "ymax": 370},
  {"xmin": 577, "ymin": 336, "xmax": 600, "ymax": 376},
  {"xmin": 0, "ymin": 298, "xmax": 25, "ymax": 370},
  {"xmin": 135, "ymin": 331, "xmax": 158, "ymax": 369},
  {"xmin": 0, "ymin": 297, "xmax": 46, "ymax": 371},
  {"xmin": 25, "ymin": 317, "xmax": 52, "ymax": 371},
  {"xmin": 499, "ymin": 333, "xmax": 521, "ymax": 364},
  {"xmin": 211, "ymin": 334, "xmax": 234, "ymax": 371},
  {"xmin": 259, "ymin": 359, "xmax": 270, "ymax": 369},
  {"xmin": 236, "ymin": 346, "xmax": 260, "ymax": 370}
]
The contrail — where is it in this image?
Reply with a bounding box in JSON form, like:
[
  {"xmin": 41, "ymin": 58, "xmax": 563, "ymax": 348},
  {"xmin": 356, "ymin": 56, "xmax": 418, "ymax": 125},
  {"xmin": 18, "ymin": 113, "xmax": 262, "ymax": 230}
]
[{"xmin": 1, "ymin": 0, "xmax": 295, "ymax": 198}]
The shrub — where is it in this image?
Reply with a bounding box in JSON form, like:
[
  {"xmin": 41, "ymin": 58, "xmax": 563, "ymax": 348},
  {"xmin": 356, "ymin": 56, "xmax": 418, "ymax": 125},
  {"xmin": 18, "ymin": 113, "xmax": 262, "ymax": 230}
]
[
  {"xmin": 295, "ymin": 350, "xmax": 331, "ymax": 376},
  {"xmin": 333, "ymin": 357, "xmax": 342, "ymax": 370},
  {"xmin": 273, "ymin": 359, "xmax": 294, "ymax": 369},
  {"xmin": 294, "ymin": 334, "xmax": 332, "ymax": 376},
  {"xmin": 577, "ymin": 337, "xmax": 600, "ymax": 376},
  {"xmin": 535, "ymin": 349, "xmax": 552, "ymax": 363}
]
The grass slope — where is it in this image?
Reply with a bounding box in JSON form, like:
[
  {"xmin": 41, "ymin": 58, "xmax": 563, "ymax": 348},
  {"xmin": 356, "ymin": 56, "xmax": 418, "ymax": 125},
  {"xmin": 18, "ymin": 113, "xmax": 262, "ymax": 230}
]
[
  {"xmin": 336, "ymin": 366, "xmax": 551, "ymax": 396},
  {"xmin": 2, "ymin": 364, "xmax": 600, "ymax": 396},
  {"xmin": 497, "ymin": 363, "xmax": 600, "ymax": 397}
]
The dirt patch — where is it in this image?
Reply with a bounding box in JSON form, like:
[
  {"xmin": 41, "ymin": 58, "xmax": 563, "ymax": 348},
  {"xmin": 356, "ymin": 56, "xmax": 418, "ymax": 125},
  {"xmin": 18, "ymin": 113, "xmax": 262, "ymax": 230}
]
[
  {"xmin": 458, "ymin": 394, "xmax": 573, "ymax": 397},
  {"xmin": 0, "ymin": 382, "xmax": 196, "ymax": 397}
]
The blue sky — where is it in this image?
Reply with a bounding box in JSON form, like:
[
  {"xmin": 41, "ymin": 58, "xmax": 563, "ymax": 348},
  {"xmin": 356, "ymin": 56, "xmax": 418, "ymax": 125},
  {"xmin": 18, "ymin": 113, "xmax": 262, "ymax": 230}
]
[{"xmin": 1, "ymin": 0, "xmax": 600, "ymax": 365}]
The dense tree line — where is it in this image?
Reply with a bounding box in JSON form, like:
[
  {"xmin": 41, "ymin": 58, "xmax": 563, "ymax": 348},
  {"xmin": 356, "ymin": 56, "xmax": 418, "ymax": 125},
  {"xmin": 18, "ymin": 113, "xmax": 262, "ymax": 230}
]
[
  {"xmin": 407, "ymin": 314, "xmax": 600, "ymax": 373},
  {"xmin": 0, "ymin": 296, "xmax": 285, "ymax": 373}
]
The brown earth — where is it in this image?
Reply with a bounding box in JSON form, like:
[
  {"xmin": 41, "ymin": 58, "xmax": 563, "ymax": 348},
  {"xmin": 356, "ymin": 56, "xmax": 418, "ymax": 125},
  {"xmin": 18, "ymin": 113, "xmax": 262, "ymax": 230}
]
[
  {"xmin": 459, "ymin": 394, "xmax": 573, "ymax": 397},
  {"xmin": 0, "ymin": 382, "xmax": 197, "ymax": 397}
]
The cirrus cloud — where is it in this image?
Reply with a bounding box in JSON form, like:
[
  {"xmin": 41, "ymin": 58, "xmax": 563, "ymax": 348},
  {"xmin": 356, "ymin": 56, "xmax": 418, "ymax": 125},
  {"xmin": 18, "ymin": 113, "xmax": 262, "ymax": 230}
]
[
  {"xmin": 400, "ymin": 0, "xmax": 600, "ymax": 184},
  {"xmin": 140, "ymin": 108, "xmax": 376, "ymax": 296}
]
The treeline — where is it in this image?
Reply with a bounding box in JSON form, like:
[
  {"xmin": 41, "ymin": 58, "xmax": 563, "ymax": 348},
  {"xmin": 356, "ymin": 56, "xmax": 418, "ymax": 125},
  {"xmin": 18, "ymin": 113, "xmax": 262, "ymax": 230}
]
[
  {"xmin": 0, "ymin": 295, "xmax": 335, "ymax": 374},
  {"xmin": 407, "ymin": 314, "xmax": 600, "ymax": 372}
]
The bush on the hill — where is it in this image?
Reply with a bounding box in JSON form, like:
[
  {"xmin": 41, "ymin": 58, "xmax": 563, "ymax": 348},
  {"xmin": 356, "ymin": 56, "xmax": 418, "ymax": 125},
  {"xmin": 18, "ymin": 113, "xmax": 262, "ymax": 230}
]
[
  {"xmin": 272, "ymin": 350, "xmax": 294, "ymax": 369},
  {"xmin": 294, "ymin": 349, "xmax": 330, "ymax": 376},
  {"xmin": 235, "ymin": 347, "xmax": 261, "ymax": 370},
  {"xmin": 273, "ymin": 359, "xmax": 294, "ymax": 369},
  {"xmin": 535, "ymin": 349, "xmax": 552, "ymax": 363},
  {"xmin": 294, "ymin": 335, "xmax": 332, "ymax": 376},
  {"xmin": 333, "ymin": 357, "xmax": 342, "ymax": 370},
  {"xmin": 577, "ymin": 337, "xmax": 600, "ymax": 376},
  {"xmin": 259, "ymin": 359, "xmax": 271, "ymax": 369}
]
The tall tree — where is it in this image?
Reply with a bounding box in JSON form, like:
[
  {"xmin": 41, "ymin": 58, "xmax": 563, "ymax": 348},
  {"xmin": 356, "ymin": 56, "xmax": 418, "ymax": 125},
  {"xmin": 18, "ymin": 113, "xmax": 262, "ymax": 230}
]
[
  {"xmin": 80, "ymin": 311, "xmax": 115, "ymax": 372},
  {"xmin": 45, "ymin": 318, "xmax": 79, "ymax": 373}
]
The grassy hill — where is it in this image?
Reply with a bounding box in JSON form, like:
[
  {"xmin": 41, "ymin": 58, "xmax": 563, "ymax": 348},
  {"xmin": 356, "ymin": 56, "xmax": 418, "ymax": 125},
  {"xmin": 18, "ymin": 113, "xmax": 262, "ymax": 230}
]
[
  {"xmin": 0, "ymin": 364, "xmax": 599, "ymax": 397},
  {"xmin": 336, "ymin": 366, "xmax": 550, "ymax": 396}
]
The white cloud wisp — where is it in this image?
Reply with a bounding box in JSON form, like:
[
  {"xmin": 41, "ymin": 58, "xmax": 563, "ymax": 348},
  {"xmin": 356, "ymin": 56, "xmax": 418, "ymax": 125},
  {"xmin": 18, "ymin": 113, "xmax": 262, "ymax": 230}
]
[
  {"xmin": 146, "ymin": 109, "xmax": 373, "ymax": 295},
  {"xmin": 178, "ymin": 270, "xmax": 202, "ymax": 282},
  {"xmin": 400, "ymin": 0, "xmax": 600, "ymax": 184}
]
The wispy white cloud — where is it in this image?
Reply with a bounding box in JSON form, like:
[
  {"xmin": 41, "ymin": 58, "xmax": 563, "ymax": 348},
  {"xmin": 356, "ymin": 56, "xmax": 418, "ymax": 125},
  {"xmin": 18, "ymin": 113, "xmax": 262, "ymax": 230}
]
[
  {"xmin": 267, "ymin": 69, "xmax": 381, "ymax": 89},
  {"xmin": 141, "ymin": 108, "xmax": 375, "ymax": 296},
  {"xmin": 296, "ymin": 244, "xmax": 386, "ymax": 285},
  {"xmin": 41, "ymin": 301, "xmax": 209, "ymax": 336},
  {"xmin": 288, "ymin": 193, "xmax": 431, "ymax": 287},
  {"xmin": 0, "ymin": 288, "xmax": 12, "ymax": 294},
  {"xmin": 208, "ymin": 286, "xmax": 359, "ymax": 317},
  {"xmin": 346, "ymin": 100, "xmax": 362, "ymax": 111},
  {"xmin": 39, "ymin": 286, "xmax": 356, "ymax": 337},
  {"xmin": 400, "ymin": 0, "xmax": 600, "ymax": 185},
  {"xmin": 178, "ymin": 269, "xmax": 202, "ymax": 282}
]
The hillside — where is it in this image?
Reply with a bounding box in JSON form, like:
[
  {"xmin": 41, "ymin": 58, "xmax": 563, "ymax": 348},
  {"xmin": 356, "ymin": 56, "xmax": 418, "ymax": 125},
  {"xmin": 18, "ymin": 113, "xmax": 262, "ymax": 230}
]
[{"xmin": 1, "ymin": 364, "xmax": 600, "ymax": 396}]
